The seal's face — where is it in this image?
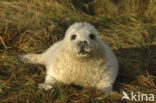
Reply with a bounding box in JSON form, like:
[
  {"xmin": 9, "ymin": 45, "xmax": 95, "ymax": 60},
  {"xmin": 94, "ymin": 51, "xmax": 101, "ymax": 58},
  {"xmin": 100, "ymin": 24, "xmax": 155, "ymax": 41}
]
[{"xmin": 65, "ymin": 23, "xmax": 100, "ymax": 58}]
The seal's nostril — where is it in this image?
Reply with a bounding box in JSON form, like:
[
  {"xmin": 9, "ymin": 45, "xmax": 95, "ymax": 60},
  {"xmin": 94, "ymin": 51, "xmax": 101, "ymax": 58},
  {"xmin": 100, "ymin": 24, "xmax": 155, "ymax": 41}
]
[
  {"xmin": 78, "ymin": 41, "xmax": 83, "ymax": 47},
  {"xmin": 84, "ymin": 41, "xmax": 88, "ymax": 45},
  {"xmin": 78, "ymin": 41, "xmax": 88, "ymax": 47}
]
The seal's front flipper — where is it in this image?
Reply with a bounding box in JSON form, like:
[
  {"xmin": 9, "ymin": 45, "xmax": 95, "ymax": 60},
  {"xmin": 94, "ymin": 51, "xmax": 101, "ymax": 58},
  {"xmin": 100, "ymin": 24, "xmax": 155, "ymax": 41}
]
[{"xmin": 17, "ymin": 54, "xmax": 44, "ymax": 64}]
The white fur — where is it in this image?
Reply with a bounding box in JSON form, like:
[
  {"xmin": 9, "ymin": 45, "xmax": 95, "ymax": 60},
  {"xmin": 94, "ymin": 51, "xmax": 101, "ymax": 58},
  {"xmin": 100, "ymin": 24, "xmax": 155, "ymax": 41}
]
[{"xmin": 19, "ymin": 23, "xmax": 119, "ymax": 94}]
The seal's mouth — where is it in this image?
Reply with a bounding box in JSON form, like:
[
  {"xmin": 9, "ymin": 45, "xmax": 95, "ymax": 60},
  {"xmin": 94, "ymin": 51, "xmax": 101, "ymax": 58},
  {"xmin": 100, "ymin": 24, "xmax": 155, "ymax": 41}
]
[
  {"xmin": 77, "ymin": 49, "xmax": 90, "ymax": 57},
  {"xmin": 79, "ymin": 49, "xmax": 89, "ymax": 55}
]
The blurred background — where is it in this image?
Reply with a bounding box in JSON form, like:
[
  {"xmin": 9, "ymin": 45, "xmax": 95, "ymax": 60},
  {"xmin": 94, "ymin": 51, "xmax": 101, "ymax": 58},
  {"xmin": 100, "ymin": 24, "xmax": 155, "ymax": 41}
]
[{"xmin": 0, "ymin": 0, "xmax": 156, "ymax": 102}]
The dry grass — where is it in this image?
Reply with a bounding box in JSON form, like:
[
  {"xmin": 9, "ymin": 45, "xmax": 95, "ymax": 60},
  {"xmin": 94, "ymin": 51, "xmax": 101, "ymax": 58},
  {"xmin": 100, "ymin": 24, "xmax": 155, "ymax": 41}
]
[{"xmin": 0, "ymin": 0, "xmax": 156, "ymax": 102}]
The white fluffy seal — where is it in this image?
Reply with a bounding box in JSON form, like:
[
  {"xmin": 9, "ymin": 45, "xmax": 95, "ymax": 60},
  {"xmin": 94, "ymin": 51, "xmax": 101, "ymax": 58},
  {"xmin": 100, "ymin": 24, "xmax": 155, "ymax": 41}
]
[{"xmin": 18, "ymin": 22, "xmax": 119, "ymax": 94}]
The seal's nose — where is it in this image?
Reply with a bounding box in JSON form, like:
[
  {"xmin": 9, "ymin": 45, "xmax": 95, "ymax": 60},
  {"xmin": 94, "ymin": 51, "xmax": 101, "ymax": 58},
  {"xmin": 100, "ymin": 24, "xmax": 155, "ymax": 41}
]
[{"xmin": 78, "ymin": 40, "xmax": 88, "ymax": 47}]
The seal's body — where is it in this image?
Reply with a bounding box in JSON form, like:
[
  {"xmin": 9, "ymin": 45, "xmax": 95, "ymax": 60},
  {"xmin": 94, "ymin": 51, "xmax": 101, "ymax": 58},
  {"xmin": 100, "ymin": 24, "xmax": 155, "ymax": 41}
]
[{"xmin": 18, "ymin": 23, "xmax": 118, "ymax": 94}]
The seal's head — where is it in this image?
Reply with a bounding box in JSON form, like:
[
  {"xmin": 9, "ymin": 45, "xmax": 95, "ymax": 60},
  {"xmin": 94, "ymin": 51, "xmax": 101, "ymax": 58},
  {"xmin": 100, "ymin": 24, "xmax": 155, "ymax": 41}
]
[{"xmin": 64, "ymin": 23, "xmax": 101, "ymax": 58}]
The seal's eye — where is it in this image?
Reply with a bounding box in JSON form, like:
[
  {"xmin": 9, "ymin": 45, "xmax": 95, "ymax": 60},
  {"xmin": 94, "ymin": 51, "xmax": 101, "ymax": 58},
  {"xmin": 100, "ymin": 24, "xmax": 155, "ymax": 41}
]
[
  {"xmin": 71, "ymin": 34, "xmax": 77, "ymax": 40},
  {"xmin": 89, "ymin": 34, "xmax": 95, "ymax": 40}
]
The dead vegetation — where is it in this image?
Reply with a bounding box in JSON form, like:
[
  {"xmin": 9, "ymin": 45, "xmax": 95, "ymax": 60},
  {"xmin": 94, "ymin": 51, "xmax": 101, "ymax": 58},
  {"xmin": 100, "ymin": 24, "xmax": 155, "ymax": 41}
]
[{"xmin": 0, "ymin": 0, "xmax": 156, "ymax": 102}]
